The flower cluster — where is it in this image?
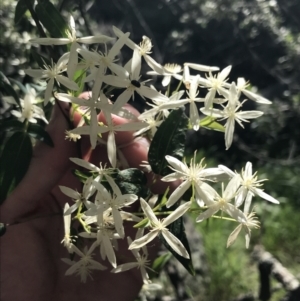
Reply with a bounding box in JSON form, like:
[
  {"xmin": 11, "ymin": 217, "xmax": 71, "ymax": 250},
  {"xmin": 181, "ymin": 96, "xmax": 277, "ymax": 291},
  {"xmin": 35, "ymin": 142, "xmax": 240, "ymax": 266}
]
[{"xmin": 21, "ymin": 16, "xmax": 280, "ymax": 284}]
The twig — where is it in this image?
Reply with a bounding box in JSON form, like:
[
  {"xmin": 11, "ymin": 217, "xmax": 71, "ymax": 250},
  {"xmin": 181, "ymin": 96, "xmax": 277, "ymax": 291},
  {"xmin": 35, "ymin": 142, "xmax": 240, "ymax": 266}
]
[{"xmin": 252, "ymin": 245, "xmax": 300, "ymax": 301}]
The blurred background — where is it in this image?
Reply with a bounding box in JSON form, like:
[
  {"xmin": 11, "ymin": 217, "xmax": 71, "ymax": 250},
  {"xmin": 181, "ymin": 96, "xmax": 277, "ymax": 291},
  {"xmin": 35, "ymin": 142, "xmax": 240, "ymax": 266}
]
[{"xmin": 1, "ymin": 0, "xmax": 300, "ymax": 300}]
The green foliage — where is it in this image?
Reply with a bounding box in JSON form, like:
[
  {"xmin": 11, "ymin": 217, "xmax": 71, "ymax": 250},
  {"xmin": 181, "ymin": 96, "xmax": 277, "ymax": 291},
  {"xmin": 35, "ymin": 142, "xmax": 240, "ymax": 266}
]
[
  {"xmin": 160, "ymin": 215, "xmax": 195, "ymax": 276},
  {"xmin": 27, "ymin": 123, "xmax": 54, "ymax": 147},
  {"xmin": 0, "ymin": 131, "xmax": 33, "ymax": 204},
  {"xmin": 0, "ymin": 73, "xmax": 21, "ymax": 107},
  {"xmin": 199, "ymin": 116, "xmax": 225, "ymax": 132},
  {"xmin": 14, "ymin": 0, "xmax": 34, "ymax": 24},
  {"xmin": 148, "ymin": 107, "xmax": 189, "ymax": 176},
  {"xmin": 35, "ymin": 0, "xmax": 69, "ymax": 39}
]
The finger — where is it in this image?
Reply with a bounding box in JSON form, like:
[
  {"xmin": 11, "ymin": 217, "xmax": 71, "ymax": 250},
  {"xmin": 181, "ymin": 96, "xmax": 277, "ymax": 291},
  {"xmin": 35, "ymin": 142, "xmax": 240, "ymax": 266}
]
[{"xmin": 1, "ymin": 103, "xmax": 77, "ymax": 223}]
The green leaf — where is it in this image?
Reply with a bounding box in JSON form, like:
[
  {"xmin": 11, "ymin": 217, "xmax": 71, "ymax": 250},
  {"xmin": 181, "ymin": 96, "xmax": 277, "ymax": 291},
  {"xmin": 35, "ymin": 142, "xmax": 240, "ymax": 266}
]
[
  {"xmin": 73, "ymin": 69, "xmax": 86, "ymax": 97},
  {"xmin": 200, "ymin": 116, "xmax": 225, "ymax": 132},
  {"xmin": 27, "ymin": 123, "xmax": 54, "ymax": 146},
  {"xmin": 133, "ymin": 217, "xmax": 149, "ymax": 229},
  {"xmin": 73, "ymin": 168, "xmax": 149, "ymax": 198},
  {"xmin": 14, "ymin": 0, "xmax": 34, "ymax": 24},
  {"xmin": 35, "ymin": 0, "xmax": 69, "ymax": 39},
  {"xmin": 0, "ymin": 73, "xmax": 21, "ymax": 108},
  {"xmin": 0, "ymin": 132, "xmax": 33, "ymax": 204},
  {"xmin": 151, "ymin": 252, "xmax": 172, "ymax": 274},
  {"xmin": 30, "ymin": 49, "xmax": 51, "ymax": 69},
  {"xmin": 0, "ymin": 119, "xmax": 24, "ymax": 133},
  {"xmin": 160, "ymin": 215, "xmax": 195, "ymax": 276},
  {"xmin": 148, "ymin": 107, "xmax": 189, "ymax": 176},
  {"xmin": 114, "ymin": 168, "xmax": 149, "ymax": 197}
]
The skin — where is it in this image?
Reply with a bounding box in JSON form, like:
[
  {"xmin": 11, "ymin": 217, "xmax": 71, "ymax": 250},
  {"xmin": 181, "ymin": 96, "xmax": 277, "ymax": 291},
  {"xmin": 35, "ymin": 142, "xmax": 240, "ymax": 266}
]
[{"xmin": 0, "ymin": 100, "xmax": 171, "ymax": 301}]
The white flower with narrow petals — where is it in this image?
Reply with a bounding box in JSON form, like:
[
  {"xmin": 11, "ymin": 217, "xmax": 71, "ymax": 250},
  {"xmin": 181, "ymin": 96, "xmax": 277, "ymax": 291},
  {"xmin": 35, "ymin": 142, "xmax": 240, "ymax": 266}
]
[
  {"xmin": 7, "ymin": 87, "xmax": 48, "ymax": 124},
  {"xmin": 62, "ymin": 242, "xmax": 106, "ymax": 283},
  {"xmin": 156, "ymin": 75, "xmax": 203, "ymax": 131},
  {"xmin": 69, "ymin": 157, "xmax": 113, "ymax": 182},
  {"xmin": 80, "ymin": 214, "xmax": 121, "ymax": 268},
  {"xmin": 147, "ymin": 63, "xmax": 183, "ymax": 86},
  {"xmin": 61, "ymin": 203, "xmax": 76, "ymax": 252},
  {"xmin": 59, "ymin": 177, "xmax": 96, "ymax": 215},
  {"xmin": 129, "ymin": 199, "xmax": 191, "ymax": 259},
  {"xmin": 198, "ymin": 65, "xmax": 232, "ymax": 109},
  {"xmin": 30, "ymin": 16, "xmax": 114, "ymax": 79},
  {"xmin": 234, "ymin": 77, "xmax": 272, "ymax": 104},
  {"xmin": 86, "ymin": 176, "xmax": 138, "ymax": 239},
  {"xmin": 25, "ymin": 53, "xmax": 79, "ymax": 105},
  {"xmin": 201, "ymin": 82, "xmax": 264, "ymax": 150},
  {"xmin": 235, "ymin": 162, "xmax": 280, "ymax": 207},
  {"xmin": 111, "ymin": 236, "xmax": 152, "ymax": 284},
  {"xmin": 113, "ymin": 26, "xmax": 164, "ymax": 75},
  {"xmin": 103, "ymin": 49, "xmax": 168, "ymax": 113},
  {"xmin": 227, "ymin": 210, "xmax": 260, "ymax": 248},
  {"xmin": 196, "ymin": 175, "xmax": 246, "ymax": 223},
  {"xmin": 69, "ymin": 109, "xmax": 147, "ymax": 167},
  {"xmin": 161, "ymin": 153, "xmax": 224, "ymax": 208}
]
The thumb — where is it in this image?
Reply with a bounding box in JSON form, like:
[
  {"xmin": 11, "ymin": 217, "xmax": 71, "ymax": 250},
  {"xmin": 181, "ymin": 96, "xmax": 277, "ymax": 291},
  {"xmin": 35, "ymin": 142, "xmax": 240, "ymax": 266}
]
[{"xmin": 0, "ymin": 103, "xmax": 77, "ymax": 224}]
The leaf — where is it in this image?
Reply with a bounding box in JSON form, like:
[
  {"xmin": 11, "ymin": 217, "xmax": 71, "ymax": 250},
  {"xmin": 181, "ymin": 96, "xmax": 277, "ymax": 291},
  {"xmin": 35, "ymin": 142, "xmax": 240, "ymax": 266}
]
[
  {"xmin": 133, "ymin": 217, "xmax": 149, "ymax": 229},
  {"xmin": 114, "ymin": 168, "xmax": 149, "ymax": 197},
  {"xmin": 160, "ymin": 215, "xmax": 195, "ymax": 276},
  {"xmin": 0, "ymin": 132, "xmax": 33, "ymax": 204},
  {"xmin": 200, "ymin": 116, "xmax": 225, "ymax": 132},
  {"xmin": 73, "ymin": 69, "xmax": 86, "ymax": 97},
  {"xmin": 27, "ymin": 123, "xmax": 54, "ymax": 146},
  {"xmin": 35, "ymin": 0, "xmax": 69, "ymax": 39},
  {"xmin": 14, "ymin": 0, "xmax": 34, "ymax": 24},
  {"xmin": 149, "ymin": 252, "xmax": 172, "ymax": 277},
  {"xmin": 30, "ymin": 49, "xmax": 51, "ymax": 69},
  {"xmin": 0, "ymin": 73, "xmax": 21, "ymax": 107},
  {"xmin": 148, "ymin": 107, "xmax": 188, "ymax": 176},
  {"xmin": 72, "ymin": 168, "xmax": 150, "ymax": 198},
  {"xmin": 0, "ymin": 119, "xmax": 24, "ymax": 133}
]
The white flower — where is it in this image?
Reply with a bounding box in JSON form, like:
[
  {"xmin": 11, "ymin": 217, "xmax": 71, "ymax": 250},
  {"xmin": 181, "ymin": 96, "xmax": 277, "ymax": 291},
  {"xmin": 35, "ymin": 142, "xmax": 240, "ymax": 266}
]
[
  {"xmin": 234, "ymin": 77, "xmax": 272, "ymax": 104},
  {"xmin": 59, "ymin": 176, "xmax": 96, "ymax": 215},
  {"xmin": 30, "ymin": 16, "xmax": 114, "ymax": 79},
  {"xmin": 134, "ymin": 114, "xmax": 163, "ymax": 138},
  {"xmin": 25, "ymin": 53, "xmax": 79, "ymax": 105},
  {"xmin": 69, "ymin": 110, "xmax": 147, "ymax": 167},
  {"xmin": 87, "ymin": 176, "xmax": 138, "ymax": 238},
  {"xmin": 196, "ymin": 175, "xmax": 246, "ymax": 223},
  {"xmin": 184, "ymin": 62, "xmax": 220, "ymax": 73},
  {"xmin": 61, "ymin": 203, "xmax": 76, "ymax": 252},
  {"xmin": 227, "ymin": 210, "xmax": 260, "ymax": 248},
  {"xmin": 156, "ymin": 75, "xmax": 203, "ymax": 131},
  {"xmin": 198, "ymin": 65, "xmax": 232, "ymax": 109},
  {"xmin": 113, "ymin": 26, "xmax": 164, "ymax": 74},
  {"xmin": 80, "ymin": 216, "xmax": 120, "ymax": 268},
  {"xmin": 111, "ymin": 236, "xmax": 152, "ymax": 284},
  {"xmin": 161, "ymin": 153, "xmax": 224, "ymax": 208},
  {"xmin": 9, "ymin": 87, "xmax": 48, "ymax": 124},
  {"xmin": 139, "ymin": 282, "xmax": 163, "ymax": 301},
  {"xmin": 65, "ymin": 130, "xmax": 81, "ymax": 141},
  {"xmin": 235, "ymin": 162, "xmax": 280, "ymax": 207},
  {"xmin": 56, "ymin": 91, "xmax": 117, "ymax": 148},
  {"xmin": 103, "ymin": 49, "xmax": 168, "ymax": 113},
  {"xmin": 69, "ymin": 157, "xmax": 113, "ymax": 182},
  {"xmin": 129, "ymin": 199, "xmax": 191, "ymax": 259},
  {"xmin": 147, "ymin": 63, "xmax": 183, "ymax": 86},
  {"xmin": 201, "ymin": 82, "xmax": 264, "ymax": 149},
  {"xmin": 62, "ymin": 242, "xmax": 106, "ymax": 283}
]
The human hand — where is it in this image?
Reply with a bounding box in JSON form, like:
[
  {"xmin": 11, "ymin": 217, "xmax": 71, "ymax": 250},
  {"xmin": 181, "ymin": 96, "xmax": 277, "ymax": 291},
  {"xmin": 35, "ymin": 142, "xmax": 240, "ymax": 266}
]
[{"xmin": 0, "ymin": 101, "xmax": 164, "ymax": 301}]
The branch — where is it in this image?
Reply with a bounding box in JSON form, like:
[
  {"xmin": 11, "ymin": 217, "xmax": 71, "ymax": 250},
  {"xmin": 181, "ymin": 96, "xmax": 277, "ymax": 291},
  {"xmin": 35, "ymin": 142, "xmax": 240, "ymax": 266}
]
[{"xmin": 252, "ymin": 245, "xmax": 300, "ymax": 301}]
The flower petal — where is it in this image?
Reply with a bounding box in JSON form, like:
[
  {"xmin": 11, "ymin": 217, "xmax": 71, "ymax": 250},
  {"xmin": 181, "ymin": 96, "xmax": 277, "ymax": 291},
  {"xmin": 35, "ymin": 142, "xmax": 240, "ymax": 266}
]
[{"xmin": 162, "ymin": 230, "xmax": 190, "ymax": 258}]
